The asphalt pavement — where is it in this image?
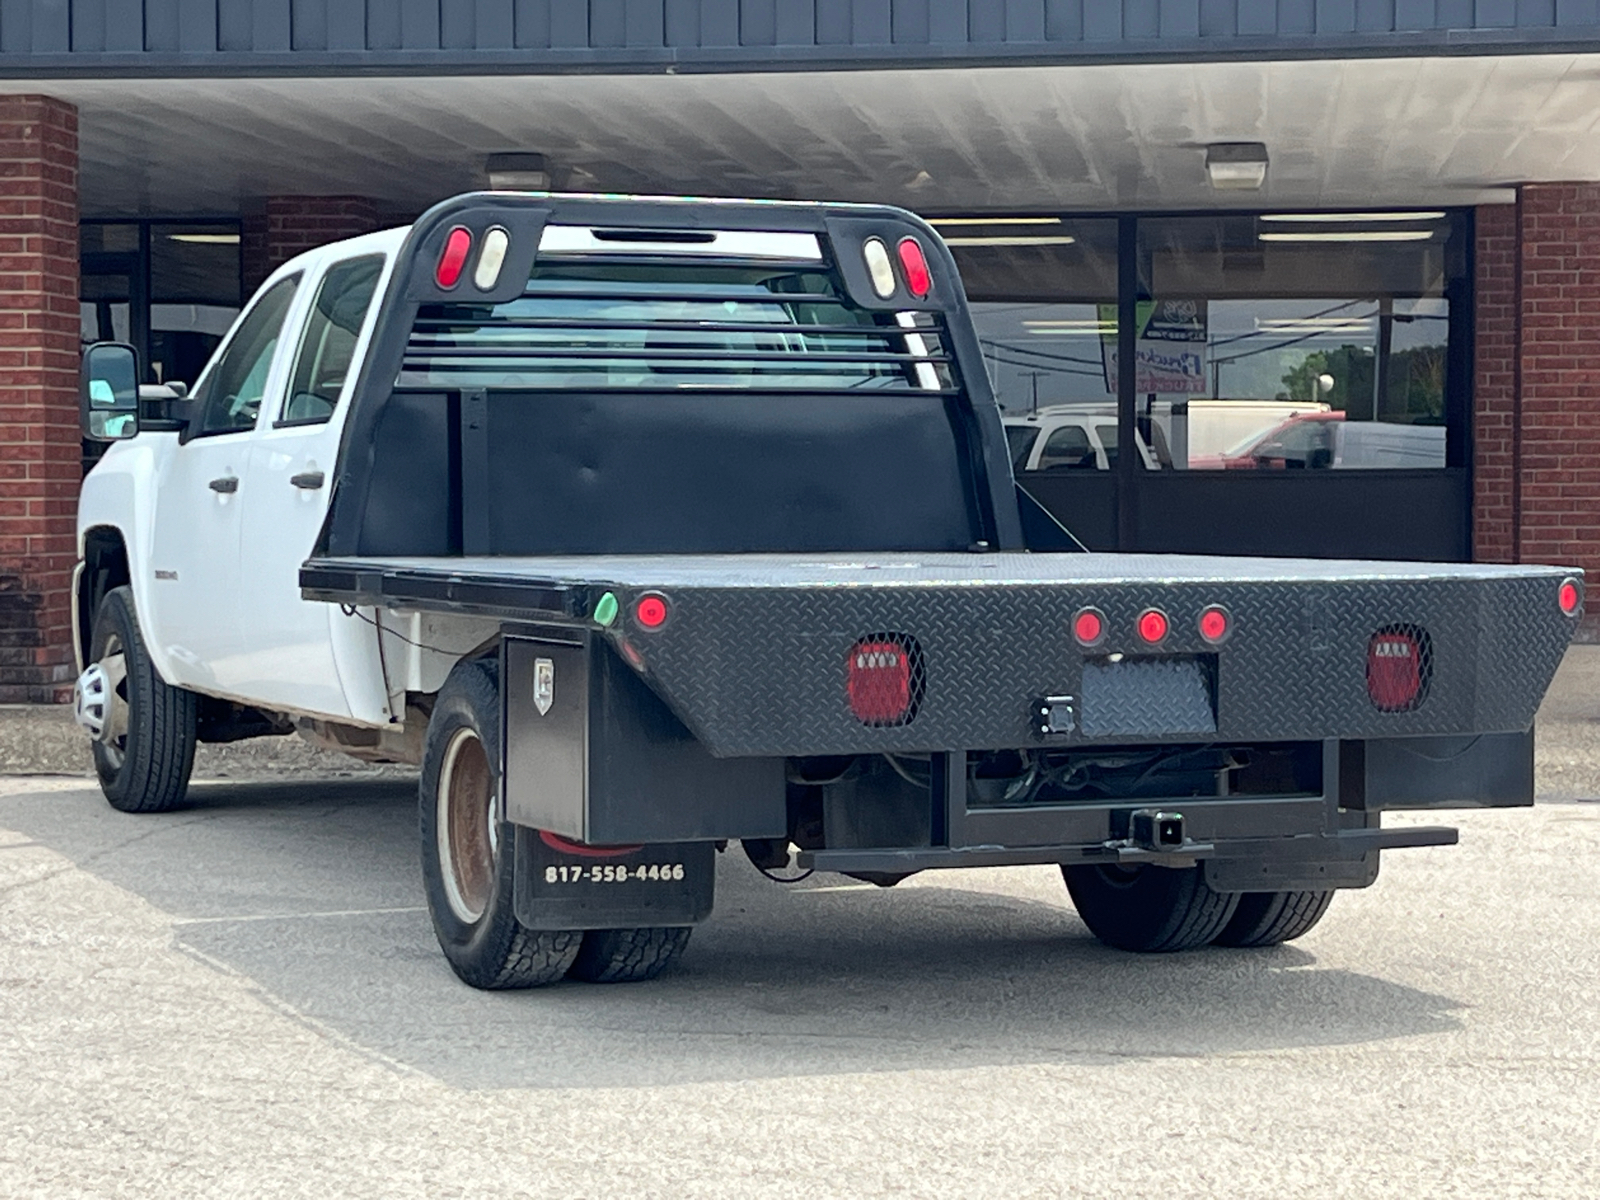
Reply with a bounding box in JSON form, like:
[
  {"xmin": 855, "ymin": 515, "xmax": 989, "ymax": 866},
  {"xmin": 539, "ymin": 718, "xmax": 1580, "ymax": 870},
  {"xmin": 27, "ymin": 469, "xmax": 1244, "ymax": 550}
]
[{"xmin": 2, "ymin": 655, "xmax": 1599, "ymax": 1197}]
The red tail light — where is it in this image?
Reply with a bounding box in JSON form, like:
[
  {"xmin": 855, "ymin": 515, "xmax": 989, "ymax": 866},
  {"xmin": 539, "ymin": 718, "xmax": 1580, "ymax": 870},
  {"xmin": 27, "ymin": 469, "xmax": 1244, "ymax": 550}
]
[
  {"xmin": 896, "ymin": 237, "xmax": 932, "ymax": 298},
  {"xmin": 436, "ymin": 226, "xmax": 473, "ymax": 289},
  {"xmin": 1198, "ymin": 605, "xmax": 1230, "ymax": 644},
  {"xmin": 1559, "ymin": 577, "xmax": 1582, "ymax": 616},
  {"xmin": 1073, "ymin": 607, "xmax": 1105, "ymax": 647},
  {"xmin": 1137, "ymin": 608, "xmax": 1169, "ymax": 644},
  {"xmin": 847, "ymin": 635, "xmax": 922, "ymax": 726},
  {"xmin": 1367, "ymin": 627, "xmax": 1428, "ymax": 712},
  {"xmin": 633, "ymin": 594, "xmax": 669, "ymax": 630}
]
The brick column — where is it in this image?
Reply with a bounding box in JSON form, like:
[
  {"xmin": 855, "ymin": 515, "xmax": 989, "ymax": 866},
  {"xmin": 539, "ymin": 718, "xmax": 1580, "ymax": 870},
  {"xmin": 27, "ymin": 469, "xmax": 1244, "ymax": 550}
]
[
  {"xmin": 0, "ymin": 96, "xmax": 79, "ymax": 703},
  {"xmin": 242, "ymin": 196, "xmax": 380, "ymax": 291},
  {"xmin": 1474, "ymin": 184, "xmax": 1600, "ymax": 637},
  {"xmin": 1473, "ymin": 203, "xmax": 1518, "ymax": 565}
]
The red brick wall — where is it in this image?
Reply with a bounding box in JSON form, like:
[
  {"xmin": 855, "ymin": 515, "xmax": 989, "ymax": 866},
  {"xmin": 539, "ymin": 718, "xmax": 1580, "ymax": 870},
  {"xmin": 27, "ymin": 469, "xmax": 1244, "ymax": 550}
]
[
  {"xmin": 1473, "ymin": 202, "xmax": 1518, "ymax": 565},
  {"xmin": 0, "ymin": 96, "xmax": 79, "ymax": 703},
  {"xmin": 1515, "ymin": 185, "xmax": 1600, "ymax": 579},
  {"xmin": 243, "ymin": 196, "xmax": 380, "ymax": 291},
  {"xmin": 1475, "ymin": 185, "xmax": 1600, "ymax": 636}
]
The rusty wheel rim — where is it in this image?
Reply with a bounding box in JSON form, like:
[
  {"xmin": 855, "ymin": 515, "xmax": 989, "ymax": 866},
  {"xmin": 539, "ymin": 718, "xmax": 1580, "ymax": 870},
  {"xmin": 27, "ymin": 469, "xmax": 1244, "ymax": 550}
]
[{"xmin": 437, "ymin": 727, "xmax": 497, "ymax": 924}]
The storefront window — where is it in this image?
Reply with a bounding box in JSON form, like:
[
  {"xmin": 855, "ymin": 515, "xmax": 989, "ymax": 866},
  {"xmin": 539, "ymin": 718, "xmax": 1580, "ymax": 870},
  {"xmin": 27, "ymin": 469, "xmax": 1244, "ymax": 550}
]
[
  {"xmin": 80, "ymin": 219, "xmax": 242, "ymax": 386},
  {"xmin": 150, "ymin": 222, "xmax": 242, "ymax": 385},
  {"xmin": 1134, "ymin": 212, "xmax": 1460, "ymax": 471},
  {"xmin": 943, "ymin": 217, "xmax": 1119, "ymax": 473}
]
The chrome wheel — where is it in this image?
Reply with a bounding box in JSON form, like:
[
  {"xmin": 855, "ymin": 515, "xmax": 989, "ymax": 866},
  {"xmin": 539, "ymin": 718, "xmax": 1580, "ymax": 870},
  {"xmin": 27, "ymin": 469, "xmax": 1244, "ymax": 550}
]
[
  {"xmin": 88, "ymin": 634, "xmax": 130, "ymax": 770},
  {"xmin": 436, "ymin": 727, "xmax": 497, "ymax": 924}
]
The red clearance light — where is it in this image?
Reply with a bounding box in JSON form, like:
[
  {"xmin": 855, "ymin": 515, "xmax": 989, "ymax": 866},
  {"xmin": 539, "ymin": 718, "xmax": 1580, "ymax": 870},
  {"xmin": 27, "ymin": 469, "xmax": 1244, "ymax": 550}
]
[
  {"xmin": 1559, "ymin": 577, "xmax": 1583, "ymax": 616},
  {"xmin": 436, "ymin": 226, "xmax": 473, "ymax": 289},
  {"xmin": 897, "ymin": 237, "xmax": 932, "ymax": 298},
  {"xmin": 1137, "ymin": 609, "xmax": 1169, "ymax": 644},
  {"xmin": 1367, "ymin": 627, "xmax": 1427, "ymax": 713},
  {"xmin": 1198, "ymin": 606, "xmax": 1230, "ymax": 644},
  {"xmin": 634, "ymin": 594, "xmax": 669, "ymax": 630},
  {"xmin": 1073, "ymin": 607, "xmax": 1105, "ymax": 647},
  {"xmin": 846, "ymin": 636, "xmax": 921, "ymax": 727}
]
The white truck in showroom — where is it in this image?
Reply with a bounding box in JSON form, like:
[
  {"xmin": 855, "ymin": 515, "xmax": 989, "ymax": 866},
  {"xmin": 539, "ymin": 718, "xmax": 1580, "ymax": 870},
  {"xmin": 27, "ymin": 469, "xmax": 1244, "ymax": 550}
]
[{"xmin": 72, "ymin": 192, "xmax": 1581, "ymax": 990}]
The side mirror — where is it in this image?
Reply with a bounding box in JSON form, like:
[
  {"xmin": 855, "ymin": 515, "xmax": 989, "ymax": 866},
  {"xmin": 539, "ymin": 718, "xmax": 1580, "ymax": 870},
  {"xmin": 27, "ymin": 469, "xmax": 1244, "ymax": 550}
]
[{"xmin": 81, "ymin": 342, "xmax": 140, "ymax": 442}]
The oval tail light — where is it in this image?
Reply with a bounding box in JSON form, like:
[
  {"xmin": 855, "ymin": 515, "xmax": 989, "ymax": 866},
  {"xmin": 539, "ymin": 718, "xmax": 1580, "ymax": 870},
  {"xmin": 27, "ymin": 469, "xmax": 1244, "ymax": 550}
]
[
  {"xmin": 896, "ymin": 237, "xmax": 932, "ymax": 298},
  {"xmin": 863, "ymin": 238, "xmax": 897, "ymax": 299},
  {"xmin": 436, "ymin": 226, "xmax": 473, "ymax": 289},
  {"xmin": 473, "ymin": 226, "xmax": 510, "ymax": 291}
]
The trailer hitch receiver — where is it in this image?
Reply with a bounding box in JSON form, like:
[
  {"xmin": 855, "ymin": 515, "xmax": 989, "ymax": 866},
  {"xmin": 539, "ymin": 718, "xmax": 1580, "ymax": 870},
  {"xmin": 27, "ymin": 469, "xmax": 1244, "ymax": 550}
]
[{"xmin": 1131, "ymin": 809, "xmax": 1185, "ymax": 851}]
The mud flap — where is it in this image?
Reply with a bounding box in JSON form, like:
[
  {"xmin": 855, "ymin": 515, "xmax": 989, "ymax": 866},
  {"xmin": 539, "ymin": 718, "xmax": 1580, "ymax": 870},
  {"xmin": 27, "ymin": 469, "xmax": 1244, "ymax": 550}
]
[
  {"xmin": 1204, "ymin": 852, "xmax": 1379, "ymax": 894},
  {"xmin": 512, "ymin": 826, "xmax": 715, "ymax": 930}
]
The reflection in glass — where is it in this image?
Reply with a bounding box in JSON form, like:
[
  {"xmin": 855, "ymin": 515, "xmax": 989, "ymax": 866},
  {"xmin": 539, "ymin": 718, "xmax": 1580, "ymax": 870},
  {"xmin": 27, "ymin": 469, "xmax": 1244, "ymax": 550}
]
[
  {"xmin": 1137, "ymin": 213, "xmax": 1455, "ymax": 471},
  {"xmin": 944, "ymin": 218, "xmax": 1122, "ymax": 473}
]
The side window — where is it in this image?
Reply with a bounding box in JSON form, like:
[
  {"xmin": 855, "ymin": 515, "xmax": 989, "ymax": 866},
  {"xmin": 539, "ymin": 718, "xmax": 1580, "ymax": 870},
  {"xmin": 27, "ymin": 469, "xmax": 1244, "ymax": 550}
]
[
  {"xmin": 1038, "ymin": 425, "xmax": 1095, "ymax": 471},
  {"xmin": 1095, "ymin": 424, "xmax": 1120, "ymax": 469},
  {"xmin": 192, "ymin": 275, "xmax": 301, "ymax": 436},
  {"xmin": 1006, "ymin": 425, "xmax": 1040, "ymax": 471},
  {"xmin": 280, "ymin": 255, "xmax": 385, "ymax": 426}
]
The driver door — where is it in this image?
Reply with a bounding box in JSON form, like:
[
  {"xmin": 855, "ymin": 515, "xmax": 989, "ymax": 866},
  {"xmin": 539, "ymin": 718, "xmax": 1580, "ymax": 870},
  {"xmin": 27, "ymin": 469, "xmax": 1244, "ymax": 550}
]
[{"xmin": 144, "ymin": 274, "xmax": 301, "ymax": 695}]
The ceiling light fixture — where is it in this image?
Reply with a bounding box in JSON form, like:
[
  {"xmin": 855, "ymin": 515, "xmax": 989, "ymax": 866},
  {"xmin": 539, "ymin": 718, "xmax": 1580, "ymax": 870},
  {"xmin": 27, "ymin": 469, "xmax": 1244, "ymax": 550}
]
[
  {"xmin": 1260, "ymin": 211, "xmax": 1446, "ymax": 223},
  {"xmin": 943, "ymin": 235, "xmax": 1078, "ymax": 247},
  {"xmin": 1259, "ymin": 231, "xmax": 1434, "ymax": 243},
  {"xmin": 1205, "ymin": 142, "xmax": 1269, "ymax": 191},
  {"xmin": 486, "ymin": 152, "xmax": 551, "ymax": 191},
  {"xmin": 167, "ymin": 233, "xmax": 241, "ymax": 244}
]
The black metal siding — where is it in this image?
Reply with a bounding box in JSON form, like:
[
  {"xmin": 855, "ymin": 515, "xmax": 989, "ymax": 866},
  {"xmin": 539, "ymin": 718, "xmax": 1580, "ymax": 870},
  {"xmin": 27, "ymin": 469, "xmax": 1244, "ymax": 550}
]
[{"xmin": 2, "ymin": 0, "xmax": 1598, "ymax": 70}]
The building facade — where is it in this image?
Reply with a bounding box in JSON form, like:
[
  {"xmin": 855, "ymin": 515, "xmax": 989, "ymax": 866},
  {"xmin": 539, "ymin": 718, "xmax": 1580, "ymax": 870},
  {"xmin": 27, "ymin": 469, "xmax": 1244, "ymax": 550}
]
[{"xmin": 5, "ymin": 0, "xmax": 1600, "ymax": 699}]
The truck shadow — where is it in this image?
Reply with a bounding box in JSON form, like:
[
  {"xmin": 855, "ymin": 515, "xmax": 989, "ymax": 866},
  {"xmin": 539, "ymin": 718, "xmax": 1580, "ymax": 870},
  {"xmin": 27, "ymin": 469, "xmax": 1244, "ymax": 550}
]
[{"xmin": 9, "ymin": 777, "xmax": 1466, "ymax": 1091}]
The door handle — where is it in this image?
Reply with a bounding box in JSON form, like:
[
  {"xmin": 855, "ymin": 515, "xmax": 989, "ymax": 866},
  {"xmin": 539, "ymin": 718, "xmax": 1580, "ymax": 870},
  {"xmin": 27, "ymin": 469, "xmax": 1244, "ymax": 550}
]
[
  {"xmin": 208, "ymin": 475, "xmax": 239, "ymax": 494},
  {"xmin": 290, "ymin": 470, "xmax": 325, "ymax": 490}
]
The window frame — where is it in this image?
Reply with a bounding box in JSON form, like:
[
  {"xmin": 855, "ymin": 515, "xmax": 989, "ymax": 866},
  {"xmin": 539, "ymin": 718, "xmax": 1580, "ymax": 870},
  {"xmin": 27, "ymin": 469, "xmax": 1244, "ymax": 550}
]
[
  {"xmin": 275, "ymin": 253, "xmax": 388, "ymax": 430},
  {"xmin": 184, "ymin": 272, "xmax": 303, "ymax": 441}
]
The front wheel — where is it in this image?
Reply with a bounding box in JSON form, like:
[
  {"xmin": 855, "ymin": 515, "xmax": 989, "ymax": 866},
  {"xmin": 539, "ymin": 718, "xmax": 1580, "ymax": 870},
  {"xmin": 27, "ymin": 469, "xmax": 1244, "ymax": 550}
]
[
  {"xmin": 80, "ymin": 586, "xmax": 196, "ymax": 813},
  {"xmin": 420, "ymin": 657, "xmax": 580, "ymax": 989},
  {"xmin": 1062, "ymin": 861, "xmax": 1240, "ymax": 952}
]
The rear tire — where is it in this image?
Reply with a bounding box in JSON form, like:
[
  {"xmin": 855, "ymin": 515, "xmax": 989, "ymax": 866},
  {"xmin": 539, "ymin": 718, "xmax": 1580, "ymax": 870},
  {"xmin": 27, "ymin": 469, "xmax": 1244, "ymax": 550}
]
[
  {"xmin": 1212, "ymin": 890, "xmax": 1334, "ymax": 948},
  {"xmin": 87, "ymin": 586, "xmax": 196, "ymax": 814},
  {"xmin": 1062, "ymin": 862, "xmax": 1239, "ymax": 952},
  {"xmin": 569, "ymin": 927, "xmax": 693, "ymax": 983},
  {"xmin": 420, "ymin": 657, "xmax": 580, "ymax": 989}
]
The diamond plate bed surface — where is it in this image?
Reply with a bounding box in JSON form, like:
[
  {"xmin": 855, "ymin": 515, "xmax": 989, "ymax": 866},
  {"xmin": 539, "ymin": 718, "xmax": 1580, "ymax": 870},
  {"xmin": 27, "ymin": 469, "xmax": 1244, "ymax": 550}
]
[{"xmin": 304, "ymin": 552, "xmax": 1579, "ymax": 757}]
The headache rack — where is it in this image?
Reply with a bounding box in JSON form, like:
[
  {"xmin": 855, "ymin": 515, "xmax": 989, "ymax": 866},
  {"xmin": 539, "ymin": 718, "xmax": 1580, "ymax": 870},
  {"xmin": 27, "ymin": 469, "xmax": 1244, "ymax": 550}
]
[
  {"xmin": 398, "ymin": 269, "xmax": 962, "ymax": 395},
  {"xmin": 323, "ymin": 193, "xmax": 1026, "ymax": 561}
]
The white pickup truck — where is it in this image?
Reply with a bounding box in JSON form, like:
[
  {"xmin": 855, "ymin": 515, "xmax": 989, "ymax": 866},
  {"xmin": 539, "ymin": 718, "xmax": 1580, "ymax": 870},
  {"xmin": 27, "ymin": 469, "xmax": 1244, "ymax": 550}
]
[{"xmin": 71, "ymin": 192, "xmax": 1580, "ymax": 991}]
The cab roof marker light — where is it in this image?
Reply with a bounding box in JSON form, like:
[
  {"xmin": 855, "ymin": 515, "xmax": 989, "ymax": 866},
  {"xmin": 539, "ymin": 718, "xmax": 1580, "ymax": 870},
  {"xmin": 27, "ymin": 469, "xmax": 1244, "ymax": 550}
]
[
  {"xmin": 472, "ymin": 226, "xmax": 510, "ymax": 291},
  {"xmin": 862, "ymin": 238, "xmax": 897, "ymax": 299},
  {"xmin": 435, "ymin": 226, "xmax": 472, "ymax": 289},
  {"xmin": 896, "ymin": 237, "xmax": 932, "ymax": 298}
]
